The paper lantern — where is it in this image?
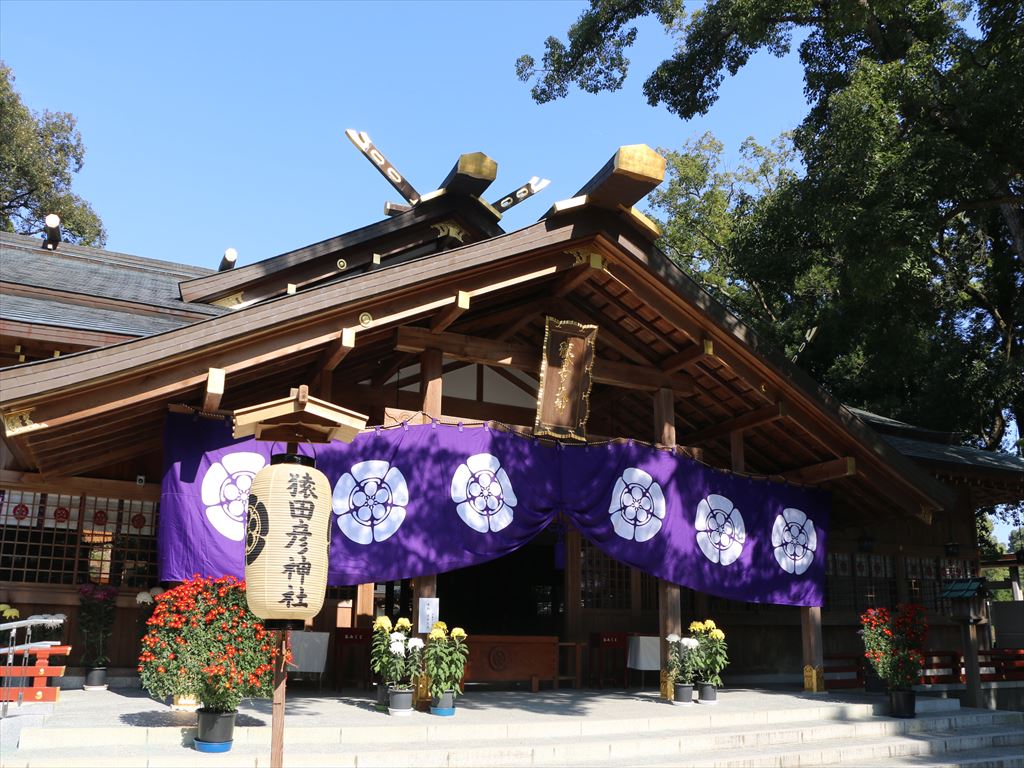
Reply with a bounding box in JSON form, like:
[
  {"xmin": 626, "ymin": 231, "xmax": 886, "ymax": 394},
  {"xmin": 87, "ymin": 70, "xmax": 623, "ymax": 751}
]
[{"xmin": 245, "ymin": 453, "xmax": 331, "ymax": 628}]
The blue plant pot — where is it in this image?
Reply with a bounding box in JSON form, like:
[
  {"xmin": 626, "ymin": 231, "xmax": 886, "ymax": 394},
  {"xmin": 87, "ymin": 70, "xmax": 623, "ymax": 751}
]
[{"xmin": 194, "ymin": 738, "xmax": 233, "ymax": 753}]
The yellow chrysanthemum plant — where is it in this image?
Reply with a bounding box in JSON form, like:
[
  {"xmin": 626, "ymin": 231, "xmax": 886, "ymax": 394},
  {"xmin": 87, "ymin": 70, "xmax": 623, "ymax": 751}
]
[
  {"xmin": 688, "ymin": 618, "xmax": 729, "ymax": 688},
  {"xmin": 370, "ymin": 615, "xmax": 396, "ymax": 683},
  {"xmin": 423, "ymin": 621, "xmax": 469, "ymax": 703}
]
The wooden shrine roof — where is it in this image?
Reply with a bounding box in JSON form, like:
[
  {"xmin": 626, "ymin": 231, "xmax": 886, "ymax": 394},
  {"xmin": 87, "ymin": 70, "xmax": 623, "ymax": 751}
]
[{"xmin": 2, "ymin": 144, "xmax": 1012, "ymax": 520}]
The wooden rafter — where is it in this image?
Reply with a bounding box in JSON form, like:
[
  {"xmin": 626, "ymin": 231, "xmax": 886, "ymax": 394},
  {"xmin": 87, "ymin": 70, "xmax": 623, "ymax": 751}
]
[
  {"xmin": 679, "ymin": 403, "xmax": 788, "ymax": 445},
  {"xmin": 39, "ymin": 434, "xmax": 163, "ymax": 480},
  {"xmin": 661, "ymin": 339, "xmax": 714, "ymax": 374},
  {"xmin": 486, "ymin": 365, "xmax": 538, "ymax": 397},
  {"xmin": 553, "ymin": 296, "xmax": 657, "ymax": 366},
  {"xmin": 394, "ymin": 327, "xmax": 695, "ymax": 395},
  {"xmin": 782, "ymin": 457, "xmax": 856, "ymax": 484},
  {"xmin": 430, "ymin": 291, "xmax": 471, "ymax": 333}
]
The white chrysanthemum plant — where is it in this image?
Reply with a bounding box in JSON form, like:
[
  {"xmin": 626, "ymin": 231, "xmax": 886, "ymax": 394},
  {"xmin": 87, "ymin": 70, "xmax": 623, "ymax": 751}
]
[
  {"xmin": 380, "ymin": 617, "xmax": 421, "ymax": 689},
  {"xmin": 666, "ymin": 632, "xmax": 700, "ymax": 685}
]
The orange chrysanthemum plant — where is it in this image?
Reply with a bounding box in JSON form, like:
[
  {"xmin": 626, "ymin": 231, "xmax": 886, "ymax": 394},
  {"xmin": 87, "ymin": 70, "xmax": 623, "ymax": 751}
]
[
  {"xmin": 859, "ymin": 604, "xmax": 928, "ymax": 692},
  {"xmin": 138, "ymin": 575, "xmax": 288, "ymax": 713}
]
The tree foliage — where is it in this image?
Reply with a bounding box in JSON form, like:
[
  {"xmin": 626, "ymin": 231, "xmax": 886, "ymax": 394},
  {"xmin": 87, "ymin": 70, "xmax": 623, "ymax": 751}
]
[
  {"xmin": 0, "ymin": 62, "xmax": 105, "ymax": 245},
  {"xmin": 519, "ymin": 2, "xmax": 1024, "ymax": 486}
]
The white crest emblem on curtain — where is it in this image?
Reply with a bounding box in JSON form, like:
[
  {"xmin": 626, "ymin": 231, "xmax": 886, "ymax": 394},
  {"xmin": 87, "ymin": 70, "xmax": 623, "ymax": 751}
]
[
  {"xmin": 695, "ymin": 494, "xmax": 746, "ymax": 565},
  {"xmin": 608, "ymin": 467, "xmax": 665, "ymax": 542},
  {"xmin": 450, "ymin": 453, "xmax": 517, "ymax": 533},
  {"xmin": 200, "ymin": 452, "xmax": 266, "ymax": 541},
  {"xmin": 772, "ymin": 507, "xmax": 817, "ymax": 575},
  {"xmin": 333, "ymin": 460, "xmax": 408, "ymax": 544}
]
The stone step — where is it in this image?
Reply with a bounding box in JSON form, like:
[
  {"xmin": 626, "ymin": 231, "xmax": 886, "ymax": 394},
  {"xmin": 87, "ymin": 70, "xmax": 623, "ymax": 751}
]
[
  {"xmin": 13, "ymin": 696, "xmax": 970, "ymax": 751},
  {"xmin": 9, "ymin": 709, "xmax": 1022, "ymax": 767}
]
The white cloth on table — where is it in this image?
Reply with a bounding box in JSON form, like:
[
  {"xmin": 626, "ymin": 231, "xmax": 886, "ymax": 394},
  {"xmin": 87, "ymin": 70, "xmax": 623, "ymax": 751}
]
[
  {"xmin": 289, "ymin": 631, "xmax": 329, "ymax": 674},
  {"xmin": 626, "ymin": 635, "xmax": 660, "ymax": 671}
]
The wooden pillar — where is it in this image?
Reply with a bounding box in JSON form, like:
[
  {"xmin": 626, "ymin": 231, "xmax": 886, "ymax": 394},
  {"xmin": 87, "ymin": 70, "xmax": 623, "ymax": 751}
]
[
  {"xmin": 564, "ymin": 525, "xmax": 582, "ymax": 640},
  {"xmin": 961, "ymin": 621, "xmax": 983, "ymax": 708},
  {"xmin": 800, "ymin": 606, "xmax": 825, "ymax": 692},
  {"xmin": 413, "ymin": 347, "xmax": 443, "ymax": 708},
  {"xmin": 729, "ymin": 430, "xmax": 744, "ymax": 473},
  {"xmin": 654, "ymin": 388, "xmax": 681, "ymax": 699},
  {"xmin": 1010, "ymin": 566, "xmax": 1023, "ymax": 602}
]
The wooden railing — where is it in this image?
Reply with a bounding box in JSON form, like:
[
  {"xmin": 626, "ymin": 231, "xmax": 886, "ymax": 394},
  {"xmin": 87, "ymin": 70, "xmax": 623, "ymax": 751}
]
[{"xmin": 825, "ymin": 648, "xmax": 1024, "ymax": 688}]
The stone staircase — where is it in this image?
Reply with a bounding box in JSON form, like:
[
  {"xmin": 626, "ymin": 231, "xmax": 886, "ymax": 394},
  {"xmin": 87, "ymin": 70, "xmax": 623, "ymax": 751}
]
[{"xmin": 4, "ymin": 692, "xmax": 1023, "ymax": 767}]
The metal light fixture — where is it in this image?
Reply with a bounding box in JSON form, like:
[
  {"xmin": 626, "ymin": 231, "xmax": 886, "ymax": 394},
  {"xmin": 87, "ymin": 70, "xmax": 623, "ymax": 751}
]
[{"xmin": 43, "ymin": 214, "xmax": 61, "ymax": 250}]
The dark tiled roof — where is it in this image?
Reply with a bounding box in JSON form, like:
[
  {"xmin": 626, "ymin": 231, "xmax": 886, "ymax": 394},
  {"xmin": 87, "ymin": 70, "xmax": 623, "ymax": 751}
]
[
  {"xmin": 0, "ymin": 232, "xmax": 224, "ymax": 316},
  {"xmin": 1, "ymin": 294, "xmax": 191, "ymax": 337},
  {"xmin": 881, "ymin": 434, "xmax": 1024, "ymax": 475}
]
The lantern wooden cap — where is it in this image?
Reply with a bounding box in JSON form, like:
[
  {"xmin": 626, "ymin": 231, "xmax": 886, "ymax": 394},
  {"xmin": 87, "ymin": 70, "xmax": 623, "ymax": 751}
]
[{"xmin": 233, "ymin": 385, "xmax": 369, "ymax": 444}]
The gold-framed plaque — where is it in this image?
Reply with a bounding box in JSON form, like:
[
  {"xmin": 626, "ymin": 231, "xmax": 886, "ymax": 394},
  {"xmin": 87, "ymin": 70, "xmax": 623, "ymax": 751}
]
[{"xmin": 534, "ymin": 317, "xmax": 598, "ymax": 440}]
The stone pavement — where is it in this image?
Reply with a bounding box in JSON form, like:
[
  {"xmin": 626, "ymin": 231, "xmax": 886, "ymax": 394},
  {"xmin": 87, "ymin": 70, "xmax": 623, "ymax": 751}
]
[{"xmin": 2, "ymin": 686, "xmax": 1023, "ymax": 767}]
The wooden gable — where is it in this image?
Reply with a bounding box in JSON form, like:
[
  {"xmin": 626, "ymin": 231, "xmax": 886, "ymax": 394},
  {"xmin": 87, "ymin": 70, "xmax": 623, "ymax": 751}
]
[{"xmin": 0, "ymin": 146, "xmax": 958, "ymax": 526}]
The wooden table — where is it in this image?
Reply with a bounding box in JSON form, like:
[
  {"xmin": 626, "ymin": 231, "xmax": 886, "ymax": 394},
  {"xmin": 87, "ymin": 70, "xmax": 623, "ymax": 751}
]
[{"xmin": 464, "ymin": 635, "xmax": 559, "ymax": 692}]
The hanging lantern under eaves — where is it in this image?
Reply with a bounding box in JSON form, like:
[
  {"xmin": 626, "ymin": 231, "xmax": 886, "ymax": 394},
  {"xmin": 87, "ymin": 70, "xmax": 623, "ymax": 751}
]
[{"xmin": 245, "ymin": 453, "xmax": 331, "ymax": 629}]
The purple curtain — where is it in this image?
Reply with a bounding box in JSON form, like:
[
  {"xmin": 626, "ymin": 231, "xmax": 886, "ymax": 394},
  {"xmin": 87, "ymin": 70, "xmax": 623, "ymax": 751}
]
[{"xmin": 160, "ymin": 413, "xmax": 829, "ymax": 606}]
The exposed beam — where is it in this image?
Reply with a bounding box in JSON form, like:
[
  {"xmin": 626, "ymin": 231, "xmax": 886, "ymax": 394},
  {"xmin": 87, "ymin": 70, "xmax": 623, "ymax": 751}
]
[
  {"xmin": 486, "ymin": 365, "xmax": 538, "ymax": 398},
  {"xmin": 679, "ymin": 402, "xmax": 787, "ymax": 445},
  {"xmin": 782, "ymin": 457, "xmax": 856, "ymax": 485},
  {"xmin": 394, "ymin": 327, "xmax": 695, "ymax": 395},
  {"xmin": 0, "ymin": 469, "xmax": 162, "ymax": 501},
  {"xmin": 203, "ymin": 368, "xmax": 226, "ymax": 412},
  {"xmin": 339, "ymin": 384, "xmax": 536, "ymax": 426},
  {"xmin": 431, "ymin": 291, "xmax": 471, "ymax": 333},
  {"xmin": 553, "ymin": 297, "xmax": 657, "ymax": 366},
  {"xmin": 662, "ymin": 339, "xmax": 714, "ymax": 374},
  {"xmin": 39, "ymin": 434, "xmax": 163, "ymax": 481}
]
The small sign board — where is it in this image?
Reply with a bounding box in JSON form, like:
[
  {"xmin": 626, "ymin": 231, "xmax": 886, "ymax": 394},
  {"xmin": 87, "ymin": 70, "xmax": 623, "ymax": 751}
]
[{"xmin": 418, "ymin": 597, "xmax": 440, "ymax": 634}]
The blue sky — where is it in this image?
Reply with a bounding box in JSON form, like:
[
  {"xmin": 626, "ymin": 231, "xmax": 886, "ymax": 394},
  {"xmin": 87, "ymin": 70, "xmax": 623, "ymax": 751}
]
[
  {"xmin": 0, "ymin": 1, "xmax": 807, "ymax": 266},
  {"xmin": 2, "ymin": 1, "xmax": 1015, "ymax": 545}
]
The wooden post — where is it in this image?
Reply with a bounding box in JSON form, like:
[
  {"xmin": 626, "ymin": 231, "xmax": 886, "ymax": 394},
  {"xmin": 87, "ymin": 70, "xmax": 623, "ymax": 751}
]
[
  {"xmin": 730, "ymin": 430, "xmax": 744, "ymax": 473},
  {"xmin": 961, "ymin": 621, "xmax": 983, "ymax": 708},
  {"xmin": 564, "ymin": 525, "xmax": 582, "ymax": 641},
  {"xmin": 271, "ymin": 629, "xmax": 288, "ymax": 768},
  {"xmin": 801, "ymin": 606, "xmax": 825, "ymax": 693},
  {"xmin": 413, "ymin": 347, "xmax": 443, "ymax": 708},
  {"xmin": 654, "ymin": 388, "xmax": 681, "ymax": 699},
  {"xmin": 1010, "ymin": 566, "xmax": 1023, "ymax": 602}
]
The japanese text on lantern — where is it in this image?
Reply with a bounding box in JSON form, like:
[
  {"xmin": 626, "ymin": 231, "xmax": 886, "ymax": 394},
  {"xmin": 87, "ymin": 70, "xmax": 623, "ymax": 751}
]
[{"xmin": 280, "ymin": 471, "xmax": 317, "ymax": 608}]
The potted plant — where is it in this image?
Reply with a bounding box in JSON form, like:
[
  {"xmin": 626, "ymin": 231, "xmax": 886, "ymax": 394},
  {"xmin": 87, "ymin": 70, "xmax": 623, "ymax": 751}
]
[
  {"xmin": 78, "ymin": 583, "xmax": 118, "ymax": 690},
  {"xmin": 689, "ymin": 619, "xmax": 729, "ymax": 704},
  {"xmin": 380, "ymin": 617, "xmax": 422, "ymax": 716},
  {"xmin": 370, "ymin": 615, "xmax": 395, "ymax": 711},
  {"xmin": 860, "ymin": 604, "xmax": 927, "ymax": 718},
  {"xmin": 665, "ymin": 633, "xmax": 699, "ymax": 705},
  {"xmin": 424, "ymin": 622, "xmax": 469, "ymax": 716},
  {"xmin": 137, "ymin": 575, "xmax": 286, "ymax": 751}
]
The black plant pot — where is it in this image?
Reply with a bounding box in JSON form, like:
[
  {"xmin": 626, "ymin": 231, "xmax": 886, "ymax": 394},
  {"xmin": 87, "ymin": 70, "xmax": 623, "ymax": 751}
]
[
  {"xmin": 697, "ymin": 682, "xmax": 718, "ymax": 704},
  {"xmin": 83, "ymin": 666, "xmax": 107, "ymax": 690},
  {"xmin": 672, "ymin": 682, "xmax": 694, "ymax": 706},
  {"xmin": 195, "ymin": 708, "xmax": 236, "ymax": 752},
  {"xmin": 388, "ymin": 687, "xmax": 414, "ymax": 716},
  {"xmin": 889, "ymin": 690, "xmax": 916, "ymax": 718}
]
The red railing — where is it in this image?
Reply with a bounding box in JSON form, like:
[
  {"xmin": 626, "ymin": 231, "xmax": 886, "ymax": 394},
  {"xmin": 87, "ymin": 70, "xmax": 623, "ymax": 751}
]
[{"xmin": 825, "ymin": 648, "xmax": 1024, "ymax": 688}]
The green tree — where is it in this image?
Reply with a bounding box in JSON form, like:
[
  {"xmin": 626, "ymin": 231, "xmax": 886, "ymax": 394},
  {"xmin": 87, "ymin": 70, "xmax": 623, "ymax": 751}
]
[
  {"xmin": 519, "ymin": 2, "xmax": 1024, "ymax": 525},
  {"xmin": 0, "ymin": 62, "xmax": 105, "ymax": 245},
  {"xmin": 1009, "ymin": 526, "xmax": 1024, "ymax": 554}
]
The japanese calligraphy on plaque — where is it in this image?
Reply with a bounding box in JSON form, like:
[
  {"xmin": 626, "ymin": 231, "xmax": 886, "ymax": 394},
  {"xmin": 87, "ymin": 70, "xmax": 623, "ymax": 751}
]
[{"xmin": 534, "ymin": 317, "xmax": 598, "ymax": 441}]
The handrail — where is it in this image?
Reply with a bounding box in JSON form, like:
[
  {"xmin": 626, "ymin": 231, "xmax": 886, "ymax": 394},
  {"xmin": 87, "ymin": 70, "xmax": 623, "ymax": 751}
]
[{"xmin": 3, "ymin": 615, "xmax": 68, "ymax": 718}]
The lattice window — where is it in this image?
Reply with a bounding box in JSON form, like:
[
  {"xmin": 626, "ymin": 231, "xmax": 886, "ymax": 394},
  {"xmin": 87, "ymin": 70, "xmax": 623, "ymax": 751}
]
[
  {"xmin": 580, "ymin": 538, "xmax": 631, "ymax": 610},
  {"xmin": 0, "ymin": 488, "xmax": 159, "ymax": 587},
  {"xmin": 825, "ymin": 552, "xmax": 896, "ymax": 611}
]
